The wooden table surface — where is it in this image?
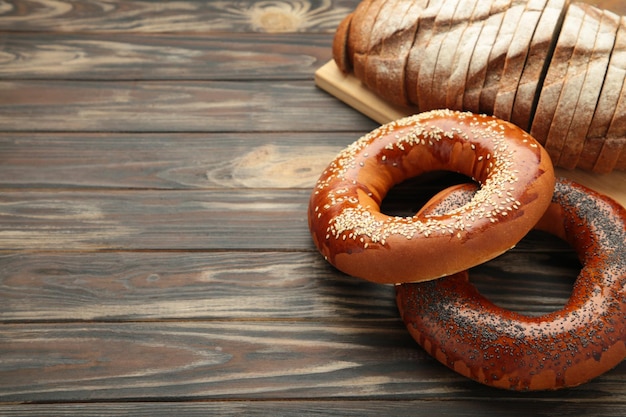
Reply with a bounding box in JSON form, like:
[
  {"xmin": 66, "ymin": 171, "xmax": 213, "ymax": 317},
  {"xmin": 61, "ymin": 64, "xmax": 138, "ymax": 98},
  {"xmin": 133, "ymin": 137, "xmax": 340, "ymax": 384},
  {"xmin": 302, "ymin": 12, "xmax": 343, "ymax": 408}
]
[{"xmin": 1, "ymin": 0, "xmax": 625, "ymax": 415}]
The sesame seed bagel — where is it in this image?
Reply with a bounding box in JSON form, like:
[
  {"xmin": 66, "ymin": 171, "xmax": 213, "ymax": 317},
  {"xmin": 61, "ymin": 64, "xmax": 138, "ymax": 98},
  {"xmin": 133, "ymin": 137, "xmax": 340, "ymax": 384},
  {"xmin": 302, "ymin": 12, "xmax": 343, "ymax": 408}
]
[
  {"xmin": 396, "ymin": 178, "xmax": 626, "ymax": 390},
  {"xmin": 308, "ymin": 110, "xmax": 555, "ymax": 284}
]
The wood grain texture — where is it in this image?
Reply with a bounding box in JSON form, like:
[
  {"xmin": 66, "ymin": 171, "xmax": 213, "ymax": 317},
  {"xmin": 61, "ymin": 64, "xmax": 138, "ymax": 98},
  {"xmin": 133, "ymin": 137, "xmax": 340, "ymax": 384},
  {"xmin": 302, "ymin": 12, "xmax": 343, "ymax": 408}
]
[
  {"xmin": 0, "ymin": 189, "xmax": 313, "ymax": 250},
  {"xmin": 0, "ymin": 0, "xmax": 355, "ymax": 33},
  {"xmin": 1, "ymin": 321, "xmax": 625, "ymax": 403},
  {"xmin": 0, "ymin": 80, "xmax": 376, "ymax": 132},
  {"xmin": 0, "ymin": 0, "xmax": 622, "ymax": 35},
  {"xmin": 0, "ymin": 398, "xmax": 626, "ymax": 417},
  {"xmin": 0, "ymin": 251, "xmax": 397, "ymax": 322},
  {"xmin": 2, "ymin": 401, "xmax": 626, "ymax": 417},
  {"xmin": 0, "ymin": 34, "xmax": 333, "ymax": 80},
  {"xmin": 2, "ymin": 0, "xmax": 626, "ymax": 413},
  {"xmin": 0, "ymin": 133, "xmax": 351, "ymax": 190}
]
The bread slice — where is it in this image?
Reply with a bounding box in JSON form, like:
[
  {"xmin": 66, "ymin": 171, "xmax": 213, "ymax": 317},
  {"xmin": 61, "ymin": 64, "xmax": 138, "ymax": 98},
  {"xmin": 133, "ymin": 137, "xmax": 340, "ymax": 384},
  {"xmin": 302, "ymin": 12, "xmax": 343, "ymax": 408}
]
[
  {"xmin": 530, "ymin": 4, "xmax": 584, "ymax": 146},
  {"xmin": 511, "ymin": 0, "xmax": 569, "ymax": 132},
  {"xmin": 463, "ymin": 0, "xmax": 512, "ymax": 112},
  {"xmin": 430, "ymin": 0, "xmax": 479, "ymax": 110},
  {"xmin": 558, "ymin": 9, "xmax": 619, "ymax": 169},
  {"xmin": 370, "ymin": 0, "xmax": 430, "ymax": 106},
  {"xmin": 345, "ymin": 0, "xmax": 372, "ymax": 70},
  {"xmin": 543, "ymin": 4, "xmax": 600, "ymax": 163},
  {"xmin": 578, "ymin": 15, "xmax": 626, "ymax": 170},
  {"xmin": 493, "ymin": 0, "xmax": 548, "ymax": 122},
  {"xmin": 406, "ymin": 0, "xmax": 445, "ymax": 106},
  {"xmin": 594, "ymin": 138, "xmax": 625, "ymax": 173},
  {"xmin": 352, "ymin": 0, "xmax": 385, "ymax": 81},
  {"xmin": 478, "ymin": 0, "xmax": 526, "ymax": 115},
  {"xmin": 596, "ymin": 54, "xmax": 626, "ymax": 173},
  {"xmin": 615, "ymin": 147, "xmax": 626, "ymax": 170},
  {"xmin": 362, "ymin": 0, "xmax": 402, "ymax": 91},
  {"xmin": 446, "ymin": 0, "xmax": 492, "ymax": 109},
  {"xmin": 593, "ymin": 14, "xmax": 626, "ymax": 173},
  {"xmin": 333, "ymin": 13, "xmax": 353, "ymax": 73},
  {"xmin": 417, "ymin": 0, "xmax": 462, "ymax": 111}
]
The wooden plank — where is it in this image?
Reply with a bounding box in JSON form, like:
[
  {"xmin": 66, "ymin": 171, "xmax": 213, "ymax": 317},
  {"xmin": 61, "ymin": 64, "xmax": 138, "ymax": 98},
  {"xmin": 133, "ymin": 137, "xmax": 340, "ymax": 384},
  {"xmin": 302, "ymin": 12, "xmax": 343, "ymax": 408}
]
[
  {"xmin": 0, "ymin": 80, "xmax": 377, "ymax": 133},
  {"xmin": 0, "ymin": 0, "xmax": 623, "ymax": 35},
  {"xmin": 1, "ymin": 321, "xmax": 624, "ymax": 403},
  {"xmin": 0, "ymin": 234, "xmax": 577, "ymax": 322},
  {"xmin": 0, "ymin": 0, "xmax": 355, "ymax": 33},
  {"xmin": 0, "ymin": 251, "xmax": 397, "ymax": 322},
  {"xmin": 315, "ymin": 60, "xmax": 626, "ymax": 206},
  {"xmin": 0, "ymin": 189, "xmax": 312, "ymax": 250},
  {"xmin": 0, "ymin": 33, "xmax": 332, "ymax": 80},
  {"xmin": 2, "ymin": 401, "xmax": 626, "ymax": 417},
  {"xmin": 0, "ymin": 133, "xmax": 353, "ymax": 190}
]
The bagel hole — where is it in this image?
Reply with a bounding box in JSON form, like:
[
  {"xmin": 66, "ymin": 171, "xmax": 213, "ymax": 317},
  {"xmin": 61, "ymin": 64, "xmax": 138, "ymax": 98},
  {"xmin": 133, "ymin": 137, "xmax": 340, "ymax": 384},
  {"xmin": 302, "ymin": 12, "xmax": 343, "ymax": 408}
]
[
  {"xmin": 379, "ymin": 170, "xmax": 475, "ymax": 217},
  {"xmin": 470, "ymin": 230, "xmax": 580, "ymax": 317},
  {"xmin": 380, "ymin": 171, "xmax": 580, "ymax": 317}
]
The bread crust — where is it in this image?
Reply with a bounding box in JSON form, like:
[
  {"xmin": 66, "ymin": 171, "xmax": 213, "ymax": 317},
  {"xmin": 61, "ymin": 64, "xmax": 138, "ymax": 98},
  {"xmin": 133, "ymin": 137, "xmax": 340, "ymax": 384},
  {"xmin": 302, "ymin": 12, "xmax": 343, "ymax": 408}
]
[
  {"xmin": 479, "ymin": 1, "xmax": 526, "ymax": 114},
  {"xmin": 463, "ymin": 0, "xmax": 512, "ymax": 112},
  {"xmin": 445, "ymin": 0, "xmax": 491, "ymax": 109},
  {"xmin": 345, "ymin": 0, "xmax": 373, "ymax": 71},
  {"xmin": 332, "ymin": 0, "xmax": 625, "ymax": 172},
  {"xmin": 579, "ymin": 15, "xmax": 626, "ymax": 170},
  {"xmin": 362, "ymin": 0, "xmax": 402, "ymax": 93},
  {"xmin": 559, "ymin": 9, "xmax": 619, "ymax": 169},
  {"xmin": 543, "ymin": 4, "xmax": 600, "ymax": 164},
  {"xmin": 417, "ymin": 0, "xmax": 461, "ymax": 111},
  {"xmin": 406, "ymin": 0, "xmax": 444, "ymax": 106},
  {"xmin": 371, "ymin": 0, "xmax": 430, "ymax": 106},
  {"xmin": 430, "ymin": 0, "xmax": 479, "ymax": 110},
  {"xmin": 493, "ymin": 0, "xmax": 547, "ymax": 122},
  {"xmin": 530, "ymin": 4, "xmax": 584, "ymax": 146},
  {"xmin": 352, "ymin": 0, "xmax": 384, "ymax": 81},
  {"xmin": 617, "ymin": 148, "xmax": 626, "ymax": 169},
  {"xmin": 511, "ymin": 0, "xmax": 569, "ymax": 132},
  {"xmin": 332, "ymin": 12, "xmax": 353, "ymax": 72}
]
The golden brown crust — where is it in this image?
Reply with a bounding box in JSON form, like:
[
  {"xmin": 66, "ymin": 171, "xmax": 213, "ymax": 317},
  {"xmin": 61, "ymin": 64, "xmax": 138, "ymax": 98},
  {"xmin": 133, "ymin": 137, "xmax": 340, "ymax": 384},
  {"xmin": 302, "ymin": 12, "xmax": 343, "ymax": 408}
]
[
  {"xmin": 332, "ymin": 13, "xmax": 353, "ymax": 73},
  {"xmin": 350, "ymin": 0, "xmax": 381, "ymax": 80},
  {"xmin": 396, "ymin": 178, "xmax": 626, "ymax": 390},
  {"xmin": 361, "ymin": 0, "xmax": 402, "ymax": 92},
  {"xmin": 308, "ymin": 110, "xmax": 555, "ymax": 284}
]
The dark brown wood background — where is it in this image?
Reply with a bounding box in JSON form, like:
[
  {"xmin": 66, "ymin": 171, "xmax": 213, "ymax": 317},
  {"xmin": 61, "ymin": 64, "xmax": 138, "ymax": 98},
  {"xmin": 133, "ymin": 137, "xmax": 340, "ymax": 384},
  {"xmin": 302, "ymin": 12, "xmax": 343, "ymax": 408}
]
[{"xmin": 0, "ymin": 0, "xmax": 625, "ymax": 415}]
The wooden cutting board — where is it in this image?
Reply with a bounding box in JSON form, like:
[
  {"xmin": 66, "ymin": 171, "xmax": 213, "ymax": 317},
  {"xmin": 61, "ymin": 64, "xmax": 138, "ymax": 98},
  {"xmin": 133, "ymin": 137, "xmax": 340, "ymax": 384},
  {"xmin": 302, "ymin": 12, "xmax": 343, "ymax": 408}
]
[{"xmin": 315, "ymin": 60, "xmax": 626, "ymax": 207}]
